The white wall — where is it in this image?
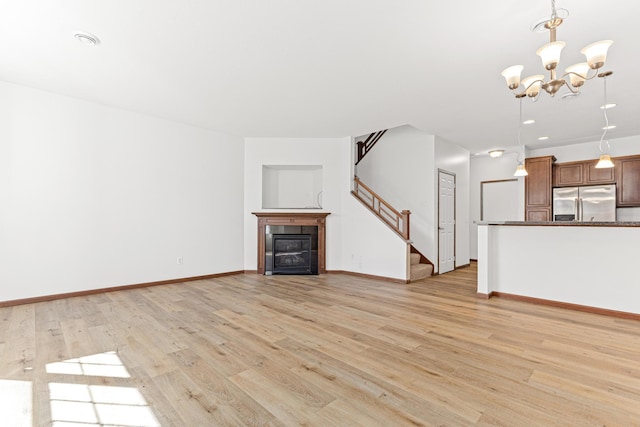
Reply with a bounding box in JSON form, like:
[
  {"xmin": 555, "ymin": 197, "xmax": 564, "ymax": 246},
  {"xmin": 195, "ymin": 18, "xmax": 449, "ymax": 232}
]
[
  {"xmin": 355, "ymin": 125, "xmax": 437, "ymax": 266},
  {"xmin": 469, "ymin": 152, "xmax": 526, "ymax": 259},
  {"xmin": 340, "ymin": 196, "xmax": 408, "ymax": 279},
  {"xmin": 435, "ymin": 137, "xmax": 471, "ymax": 268},
  {"xmin": 478, "ymin": 224, "xmax": 640, "ymax": 314},
  {"xmin": 244, "ymin": 137, "xmax": 345, "ymax": 271},
  {"xmin": 244, "ymin": 137, "xmax": 407, "ymax": 280},
  {"xmin": 0, "ymin": 81, "xmax": 245, "ymax": 303}
]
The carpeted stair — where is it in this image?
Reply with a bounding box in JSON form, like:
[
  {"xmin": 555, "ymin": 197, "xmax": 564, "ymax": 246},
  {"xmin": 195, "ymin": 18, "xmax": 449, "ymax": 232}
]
[{"xmin": 409, "ymin": 252, "xmax": 433, "ymax": 281}]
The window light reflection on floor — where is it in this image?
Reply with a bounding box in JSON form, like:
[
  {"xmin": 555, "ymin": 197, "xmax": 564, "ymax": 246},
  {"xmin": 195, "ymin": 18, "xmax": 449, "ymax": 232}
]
[
  {"xmin": 45, "ymin": 351, "xmax": 160, "ymax": 427},
  {"xmin": 0, "ymin": 379, "xmax": 32, "ymax": 427},
  {"xmin": 45, "ymin": 350, "xmax": 130, "ymax": 378},
  {"xmin": 49, "ymin": 383, "xmax": 160, "ymax": 427}
]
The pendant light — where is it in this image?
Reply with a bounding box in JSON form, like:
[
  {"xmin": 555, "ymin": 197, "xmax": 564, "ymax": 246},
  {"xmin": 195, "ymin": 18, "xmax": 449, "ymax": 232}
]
[
  {"xmin": 595, "ymin": 72, "xmax": 615, "ymax": 168},
  {"xmin": 514, "ymin": 96, "xmax": 528, "ymax": 176}
]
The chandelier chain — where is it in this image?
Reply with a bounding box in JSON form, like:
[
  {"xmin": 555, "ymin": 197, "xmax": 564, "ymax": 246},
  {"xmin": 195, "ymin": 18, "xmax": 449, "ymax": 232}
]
[{"xmin": 550, "ymin": 0, "xmax": 557, "ymax": 20}]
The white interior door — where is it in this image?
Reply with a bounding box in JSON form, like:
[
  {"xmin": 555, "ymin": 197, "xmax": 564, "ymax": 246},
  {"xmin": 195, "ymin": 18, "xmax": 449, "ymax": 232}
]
[{"xmin": 438, "ymin": 170, "xmax": 455, "ymax": 274}]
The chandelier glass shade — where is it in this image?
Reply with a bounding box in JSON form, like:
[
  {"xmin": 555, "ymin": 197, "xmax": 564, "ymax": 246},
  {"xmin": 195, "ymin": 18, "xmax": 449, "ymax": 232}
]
[{"xmin": 501, "ymin": 1, "xmax": 613, "ymax": 98}]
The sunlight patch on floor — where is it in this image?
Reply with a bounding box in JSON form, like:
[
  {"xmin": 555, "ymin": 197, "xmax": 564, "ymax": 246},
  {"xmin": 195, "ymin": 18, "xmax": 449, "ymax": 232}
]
[
  {"xmin": 46, "ymin": 350, "xmax": 131, "ymax": 378},
  {"xmin": 46, "ymin": 351, "xmax": 160, "ymax": 427},
  {"xmin": 49, "ymin": 383, "xmax": 160, "ymax": 427},
  {"xmin": 0, "ymin": 379, "xmax": 32, "ymax": 427}
]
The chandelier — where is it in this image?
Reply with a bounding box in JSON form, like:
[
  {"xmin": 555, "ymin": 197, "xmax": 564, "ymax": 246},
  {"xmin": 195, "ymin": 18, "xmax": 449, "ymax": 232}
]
[{"xmin": 501, "ymin": 0, "xmax": 613, "ymax": 99}]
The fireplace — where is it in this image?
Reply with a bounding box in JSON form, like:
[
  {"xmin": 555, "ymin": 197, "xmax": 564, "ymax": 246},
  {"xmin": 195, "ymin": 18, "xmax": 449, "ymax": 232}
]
[
  {"xmin": 265, "ymin": 225, "xmax": 318, "ymax": 275},
  {"xmin": 253, "ymin": 212, "xmax": 330, "ymax": 275},
  {"xmin": 272, "ymin": 234, "xmax": 315, "ymax": 274}
]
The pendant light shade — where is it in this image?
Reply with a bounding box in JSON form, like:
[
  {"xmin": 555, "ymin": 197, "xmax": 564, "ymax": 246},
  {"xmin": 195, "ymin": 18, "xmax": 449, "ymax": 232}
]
[
  {"xmin": 501, "ymin": 65, "xmax": 524, "ymax": 90},
  {"xmin": 536, "ymin": 41, "xmax": 566, "ymax": 70},
  {"xmin": 521, "ymin": 75, "xmax": 545, "ymax": 97},
  {"xmin": 581, "ymin": 40, "xmax": 613, "ymax": 69},
  {"xmin": 565, "ymin": 62, "xmax": 590, "ymax": 87},
  {"xmin": 514, "ymin": 163, "xmax": 528, "ymax": 176},
  {"xmin": 595, "ymin": 154, "xmax": 614, "ymax": 169}
]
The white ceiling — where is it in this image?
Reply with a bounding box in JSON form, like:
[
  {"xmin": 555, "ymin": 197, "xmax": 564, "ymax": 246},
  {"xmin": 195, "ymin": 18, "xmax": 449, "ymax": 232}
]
[{"xmin": 1, "ymin": 0, "xmax": 639, "ymax": 155}]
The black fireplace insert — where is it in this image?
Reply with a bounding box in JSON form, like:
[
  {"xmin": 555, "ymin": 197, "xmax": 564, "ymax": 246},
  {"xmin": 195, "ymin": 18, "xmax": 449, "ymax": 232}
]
[{"xmin": 272, "ymin": 234, "xmax": 315, "ymax": 275}]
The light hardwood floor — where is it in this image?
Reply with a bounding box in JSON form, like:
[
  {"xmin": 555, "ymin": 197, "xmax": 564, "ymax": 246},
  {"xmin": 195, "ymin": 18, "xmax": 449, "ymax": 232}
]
[{"xmin": 1, "ymin": 263, "xmax": 639, "ymax": 426}]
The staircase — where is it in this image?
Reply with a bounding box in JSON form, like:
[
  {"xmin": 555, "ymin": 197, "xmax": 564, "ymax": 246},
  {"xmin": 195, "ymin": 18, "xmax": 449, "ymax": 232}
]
[
  {"xmin": 410, "ymin": 252, "xmax": 434, "ymax": 281},
  {"xmin": 353, "ymin": 130, "xmax": 435, "ymax": 282}
]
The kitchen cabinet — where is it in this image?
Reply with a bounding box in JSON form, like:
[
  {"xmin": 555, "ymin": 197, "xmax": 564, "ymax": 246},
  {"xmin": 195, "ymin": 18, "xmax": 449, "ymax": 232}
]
[
  {"xmin": 553, "ymin": 162, "xmax": 583, "ymax": 187},
  {"xmin": 525, "ymin": 155, "xmax": 556, "ymax": 221},
  {"xmin": 553, "ymin": 160, "xmax": 615, "ymax": 187},
  {"xmin": 584, "ymin": 160, "xmax": 616, "ymax": 185},
  {"xmin": 616, "ymin": 155, "xmax": 640, "ymax": 207}
]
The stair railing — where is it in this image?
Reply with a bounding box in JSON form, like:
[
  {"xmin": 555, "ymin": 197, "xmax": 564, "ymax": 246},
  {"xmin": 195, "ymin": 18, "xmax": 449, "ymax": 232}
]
[
  {"xmin": 355, "ymin": 129, "xmax": 387, "ymax": 165},
  {"xmin": 352, "ymin": 176, "xmax": 410, "ymax": 240}
]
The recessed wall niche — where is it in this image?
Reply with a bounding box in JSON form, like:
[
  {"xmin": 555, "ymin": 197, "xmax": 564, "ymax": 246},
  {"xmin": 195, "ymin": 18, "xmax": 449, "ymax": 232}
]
[{"xmin": 262, "ymin": 165, "xmax": 323, "ymax": 209}]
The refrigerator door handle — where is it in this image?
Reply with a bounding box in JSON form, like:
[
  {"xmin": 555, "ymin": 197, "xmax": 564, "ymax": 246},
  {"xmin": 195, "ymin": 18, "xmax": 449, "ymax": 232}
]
[
  {"xmin": 574, "ymin": 198, "xmax": 579, "ymax": 221},
  {"xmin": 580, "ymin": 198, "xmax": 584, "ymax": 221}
]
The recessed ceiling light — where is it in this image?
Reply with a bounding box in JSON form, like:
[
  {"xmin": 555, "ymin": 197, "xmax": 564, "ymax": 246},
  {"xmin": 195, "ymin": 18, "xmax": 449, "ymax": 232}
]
[
  {"xmin": 600, "ymin": 103, "xmax": 616, "ymax": 109},
  {"xmin": 488, "ymin": 149, "xmax": 505, "ymax": 158},
  {"xmin": 523, "ymin": 119, "xmax": 535, "ymax": 125},
  {"xmin": 538, "ymin": 136, "xmax": 549, "ymax": 141},
  {"xmin": 602, "ymin": 125, "xmax": 616, "ymax": 130},
  {"xmin": 73, "ymin": 31, "xmax": 100, "ymax": 46}
]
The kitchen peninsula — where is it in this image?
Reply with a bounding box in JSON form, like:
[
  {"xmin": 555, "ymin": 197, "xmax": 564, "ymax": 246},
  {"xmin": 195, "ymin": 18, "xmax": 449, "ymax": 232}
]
[{"xmin": 477, "ymin": 221, "xmax": 640, "ymax": 318}]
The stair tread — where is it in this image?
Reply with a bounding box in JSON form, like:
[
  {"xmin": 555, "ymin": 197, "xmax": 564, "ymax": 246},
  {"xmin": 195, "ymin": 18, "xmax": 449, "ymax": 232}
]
[{"xmin": 410, "ymin": 263, "xmax": 433, "ymax": 281}]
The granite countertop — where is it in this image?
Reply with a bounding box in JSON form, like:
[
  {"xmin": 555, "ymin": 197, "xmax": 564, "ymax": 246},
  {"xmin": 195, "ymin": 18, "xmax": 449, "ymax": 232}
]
[{"xmin": 477, "ymin": 221, "xmax": 640, "ymax": 227}]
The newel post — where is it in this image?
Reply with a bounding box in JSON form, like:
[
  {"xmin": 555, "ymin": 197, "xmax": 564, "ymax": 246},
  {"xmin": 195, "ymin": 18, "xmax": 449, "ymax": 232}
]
[
  {"xmin": 401, "ymin": 210, "xmax": 411, "ymax": 240},
  {"xmin": 356, "ymin": 141, "xmax": 364, "ymax": 163}
]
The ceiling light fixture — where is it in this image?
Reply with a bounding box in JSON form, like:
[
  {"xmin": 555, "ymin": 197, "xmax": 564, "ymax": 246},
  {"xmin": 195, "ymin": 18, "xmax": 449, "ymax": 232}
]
[
  {"xmin": 538, "ymin": 136, "xmax": 549, "ymax": 141},
  {"xmin": 488, "ymin": 150, "xmax": 505, "ymax": 158},
  {"xmin": 73, "ymin": 31, "xmax": 100, "ymax": 46},
  {"xmin": 501, "ymin": 0, "xmax": 613, "ymax": 99},
  {"xmin": 522, "ymin": 119, "xmax": 536, "ymax": 125},
  {"xmin": 513, "ymin": 97, "xmax": 528, "ymax": 177},
  {"xmin": 514, "ymin": 164, "xmax": 528, "ymax": 177},
  {"xmin": 596, "ymin": 73, "xmax": 615, "ymax": 169},
  {"xmin": 600, "ymin": 103, "xmax": 616, "ymax": 109}
]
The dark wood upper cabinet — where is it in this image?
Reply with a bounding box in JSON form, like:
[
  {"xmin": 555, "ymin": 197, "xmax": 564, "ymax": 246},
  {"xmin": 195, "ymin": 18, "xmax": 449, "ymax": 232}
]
[
  {"xmin": 584, "ymin": 160, "xmax": 616, "ymax": 185},
  {"xmin": 553, "ymin": 160, "xmax": 615, "ymax": 187},
  {"xmin": 553, "ymin": 162, "xmax": 583, "ymax": 187},
  {"xmin": 525, "ymin": 156, "xmax": 556, "ymax": 221},
  {"xmin": 616, "ymin": 155, "xmax": 640, "ymax": 207}
]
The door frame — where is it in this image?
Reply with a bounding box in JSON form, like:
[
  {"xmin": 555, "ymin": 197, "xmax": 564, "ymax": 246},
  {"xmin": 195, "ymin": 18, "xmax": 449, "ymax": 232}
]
[{"xmin": 438, "ymin": 169, "xmax": 456, "ymax": 274}]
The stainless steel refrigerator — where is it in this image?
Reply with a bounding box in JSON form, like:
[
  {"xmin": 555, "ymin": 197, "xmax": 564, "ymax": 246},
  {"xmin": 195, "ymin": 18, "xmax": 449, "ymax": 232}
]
[{"xmin": 553, "ymin": 184, "xmax": 616, "ymax": 222}]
